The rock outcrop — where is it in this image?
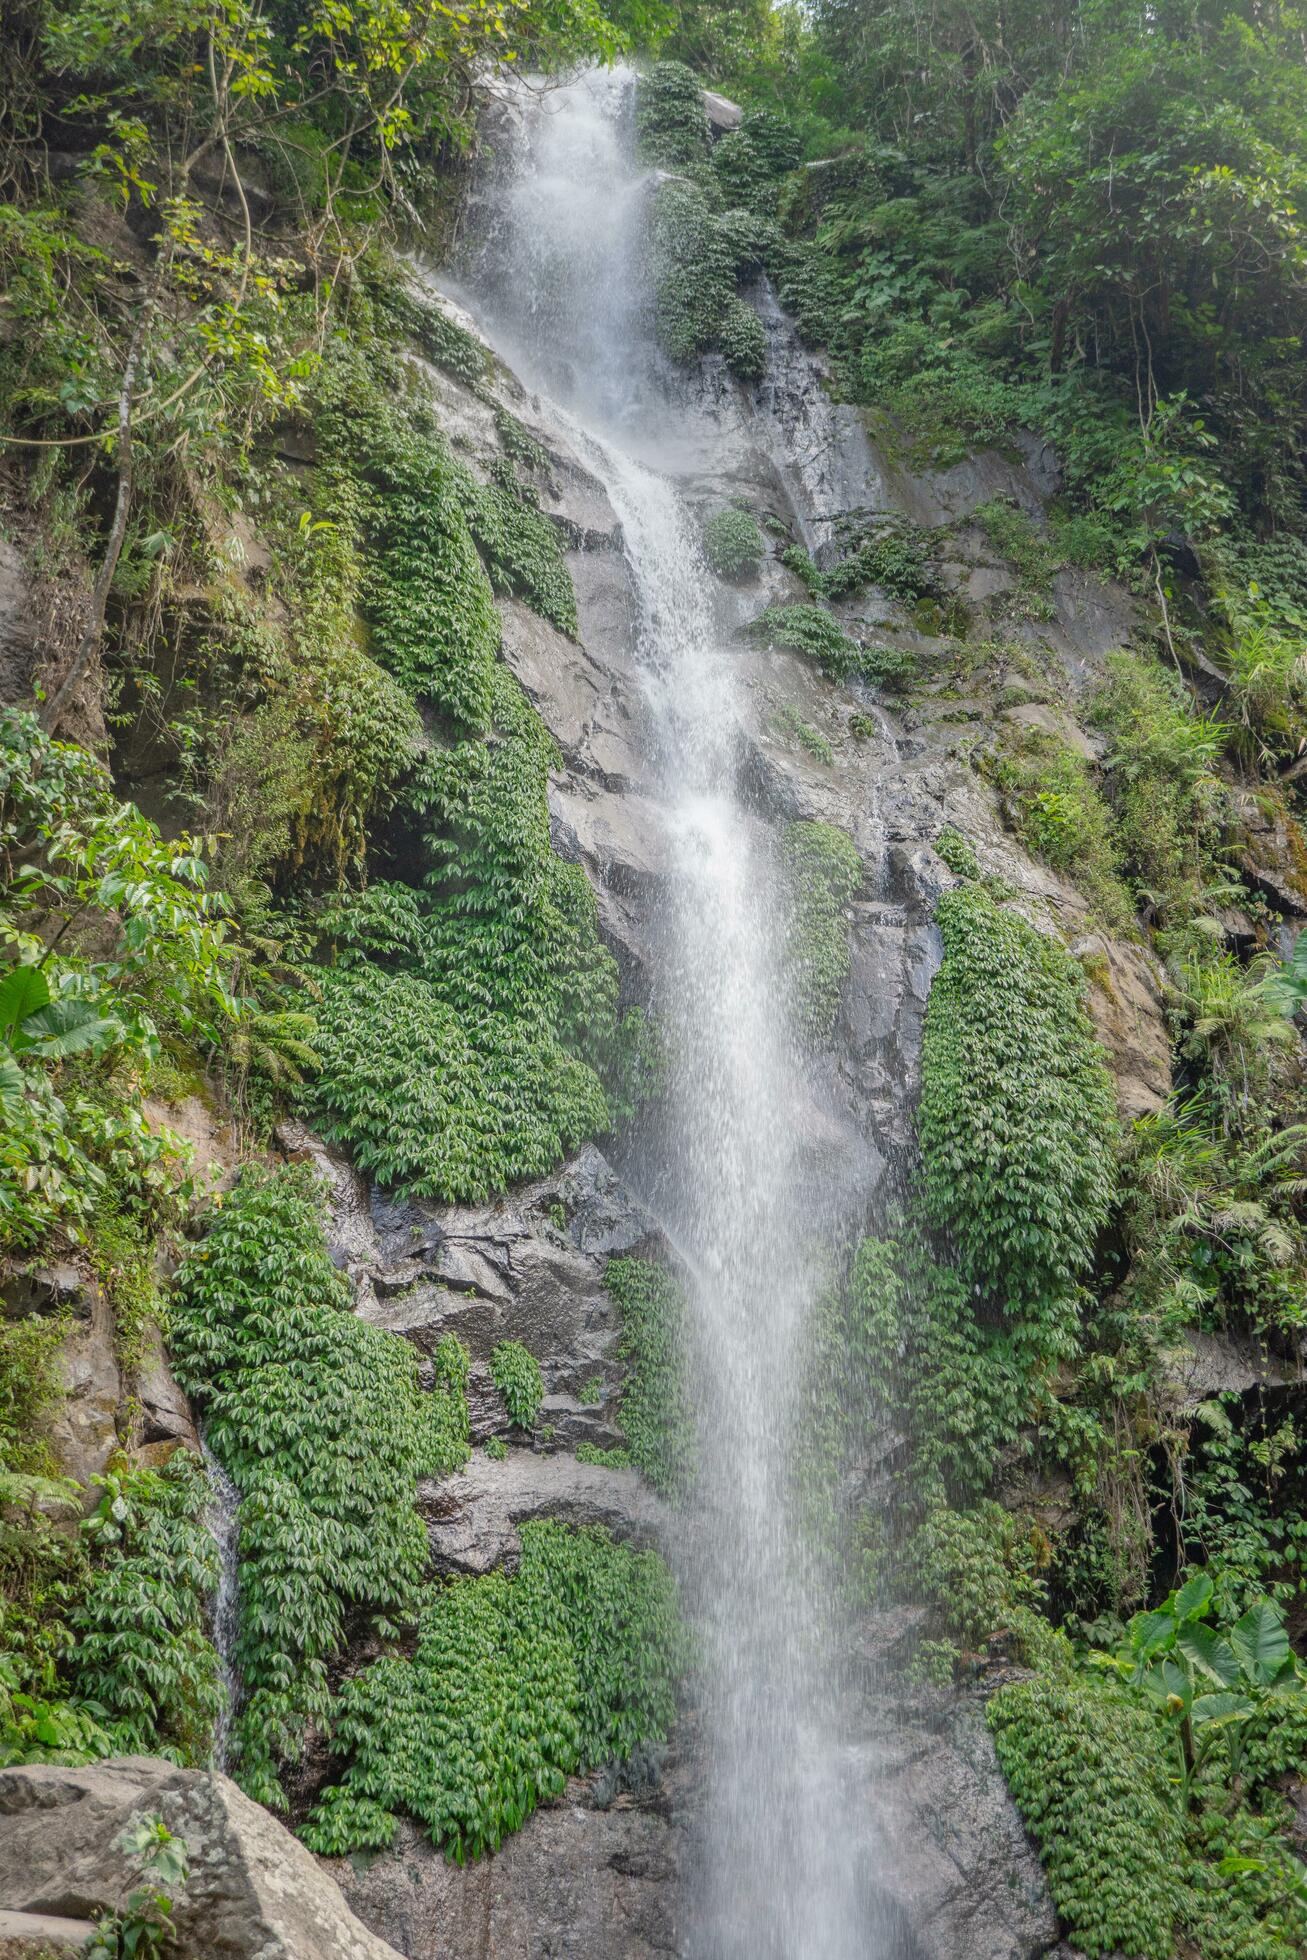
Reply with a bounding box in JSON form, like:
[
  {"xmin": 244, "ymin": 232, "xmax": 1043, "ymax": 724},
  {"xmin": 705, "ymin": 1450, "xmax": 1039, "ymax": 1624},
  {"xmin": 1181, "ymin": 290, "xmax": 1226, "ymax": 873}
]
[{"xmin": 0, "ymin": 1760, "xmax": 402, "ymax": 1960}]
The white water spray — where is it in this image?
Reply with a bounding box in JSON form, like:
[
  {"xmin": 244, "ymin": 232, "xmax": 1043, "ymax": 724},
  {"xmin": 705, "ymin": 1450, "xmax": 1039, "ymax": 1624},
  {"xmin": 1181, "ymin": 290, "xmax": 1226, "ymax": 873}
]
[{"xmin": 455, "ymin": 68, "xmax": 890, "ymax": 1956}]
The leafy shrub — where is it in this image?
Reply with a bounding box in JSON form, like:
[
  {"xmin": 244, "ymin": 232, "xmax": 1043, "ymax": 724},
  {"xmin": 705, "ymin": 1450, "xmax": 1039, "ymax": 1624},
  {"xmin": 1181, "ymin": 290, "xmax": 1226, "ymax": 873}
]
[
  {"xmin": 305, "ymin": 666, "xmax": 634, "ymax": 1201},
  {"xmin": 772, "ymin": 704, "xmax": 833, "ymax": 762},
  {"xmin": 635, "ymin": 61, "xmax": 708, "ymax": 168},
  {"xmin": 490, "ymin": 1340, "xmax": 544, "ymax": 1429},
  {"xmin": 303, "ymin": 1521, "xmax": 685, "ymax": 1860},
  {"xmin": 989, "ymin": 725, "xmax": 1134, "ymax": 931},
  {"xmin": 750, "ymin": 603, "xmax": 862, "ymax": 675},
  {"xmin": 69, "ymin": 1455, "xmax": 221, "ymax": 1766},
  {"xmin": 170, "ymin": 1166, "xmax": 465, "ymax": 1805},
  {"xmin": 989, "ymin": 1674, "xmax": 1182, "ymax": 1959},
  {"xmin": 647, "ymin": 179, "xmax": 733, "ymax": 364},
  {"xmin": 934, "ymin": 825, "xmax": 980, "ymax": 880},
  {"xmin": 703, "ymin": 508, "xmax": 764, "ymax": 579},
  {"xmin": 780, "ymin": 821, "xmax": 861, "ymax": 1040},
  {"xmin": 1090, "ymin": 651, "xmax": 1230, "ymax": 929},
  {"xmin": 909, "ymin": 1499, "xmax": 1063, "ymax": 1667},
  {"xmin": 459, "ymin": 458, "xmax": 577, "ymax": 637},
  {"xmin": 604, "ymin": 1258, "xmax": 695, "ymax": 1498},
  {"xmin": 919, "ymin": 883, "xmax": 1117, "ymax": 1315},
  {"xmin": 720, "ymin": 294, "xmax": 766, "ymax": 383},
  {"xmin": 576, "ymin": 1442, "xmax": 632, "ymax": 1469}
]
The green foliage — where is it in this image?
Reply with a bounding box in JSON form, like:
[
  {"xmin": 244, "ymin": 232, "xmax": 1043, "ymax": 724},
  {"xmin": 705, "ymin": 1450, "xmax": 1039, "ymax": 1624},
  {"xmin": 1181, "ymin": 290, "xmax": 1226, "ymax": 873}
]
[
  {"xmin": 771, "ymin": 704, "xmax": 832, "ymax": 763},
  {"xmin": 703, "ymin": 508, "xmax": 765, "ymax": 579},
  {"xmin": 779, "ymin": 820, "xmax": 860, "ymax": 1040},
  {"xmin": 934, "ymin": 825, "xmax": 980, "ymax": 881},
  {"xmin": 635, "ymin": 61, "xmax": 709, "ymax": 168},
  {"xmin": 170, "ymin": 1166, "xmax": 463, "ymax": 1806},
  {"xmin": 909, "ymin": 1499, "xmax": 1065, "ymax": 1669},
  {"xmin": 973, "ymin": 498, "xmax": 1060, "ymax": 615},
  {"xmin": 1090, "ymin": 652, "xmax": 1231, "ymax": 931},
  {"xmin": 0, "ymin": 709, "xmax": 233, "ymax": 1251},
  {"xmin": 459, "ymin": 459, "xmax": 578, "ymax": 637},
  {"xmin": 576, "ymin": 1442, "xmax": 633, "ymax": 1469},
  {"xmin": 305, "ymin": 659, "xmax": 638, "ymax": 1202},
  {"xmin": 86, "ymin": 1811, "xmax": 189, "ymax": 1960},
  {"xmin": 919, "ymin": 882, "xmax": 1117, "ymax": 1315},
  {"xmin": 490, "ymin": 1340, "xmax": 544, "ymax": 1430},
  {"xmin": 303, "ymin": 1521, "xmax": 685, "ymax": 1861},
  {"xmin": 483, "ymin": 1435, "xmax": 507, "ymax": 1462},
  {"xmin": 719, "ymin": 294, "xmax": 767, "ymax": 383},
  {"xmin": 989, "ymin": 1673, "xmax": 1183, "ymax": 1959},
  {"xmin": 1093, "ymin": 1573, "xmax": 1306, "ymax": 1815},
  {"xmin": 69, "ymin": 1455, "xmax": 221, "ymax": 1766},
  {"xmin": 987, "ymin": 724, "xmax": 1134, "ymax": 931},
  {"xmin": 603, "ymin": 1258, "xmax": 695, "ymax": 1498},
  {"xmin": 751, "ymin": 603, "xmax": 861, "ymax": 675}
]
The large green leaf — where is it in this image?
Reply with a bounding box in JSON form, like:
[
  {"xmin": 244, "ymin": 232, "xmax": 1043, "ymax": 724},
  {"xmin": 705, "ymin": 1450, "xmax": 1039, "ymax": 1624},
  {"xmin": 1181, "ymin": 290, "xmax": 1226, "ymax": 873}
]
[
  {"xmin": 1231, "ymin": 1601, "xmax": 1292, "ymax": 1687},
  {"xmin": 0, "ymin": 963, "xmax": 50, "ymax": 1042},
  {"xmin": 1177, "ymin": 1621, "xmax": 1239, "ymax": 1689},
  {"xmin": 1173, "ymin": 1571, "xmax": 1215, "ymax": 1623},
  {"xmin": 1190, "ymin": 1691, "xmax": 1254, "ymax": 1727},
  {"xmin": 22, "ymin": 997, "xmax": 118, "ymax": 1059}
]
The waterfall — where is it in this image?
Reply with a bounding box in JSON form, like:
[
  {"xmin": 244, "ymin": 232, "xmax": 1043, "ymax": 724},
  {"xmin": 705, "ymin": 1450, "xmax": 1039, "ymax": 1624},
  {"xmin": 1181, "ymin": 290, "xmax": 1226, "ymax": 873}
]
[
  {"xmin": 453, "ymin": 67, "xmax": 890, "ymax": 1957},
  {"xmin": 202, "ymin": 1439, "xmax": 241, "ymax": 1773}
]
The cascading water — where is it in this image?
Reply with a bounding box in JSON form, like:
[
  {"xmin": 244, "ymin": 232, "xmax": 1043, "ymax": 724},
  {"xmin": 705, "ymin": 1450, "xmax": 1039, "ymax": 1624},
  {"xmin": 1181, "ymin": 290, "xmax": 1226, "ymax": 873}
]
[
  {"xmin": 452, "ymin": 68, "xmax": 891, "ymax": 1956},
  {"xmin": 202, "ymin": 1439, "xmax": 241, "ymax": 1773}
]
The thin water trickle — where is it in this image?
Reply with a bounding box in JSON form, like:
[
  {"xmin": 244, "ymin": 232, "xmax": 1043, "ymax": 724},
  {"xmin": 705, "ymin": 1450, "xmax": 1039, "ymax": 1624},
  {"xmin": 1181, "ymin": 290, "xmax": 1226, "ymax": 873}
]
[
  {"xmin": 202, "ymin": 1439, "xmax": 241, "ymax": 1774},
  {"xmin": 455, "ymin": 66, "xmax": 886, "ymax": 1956}
]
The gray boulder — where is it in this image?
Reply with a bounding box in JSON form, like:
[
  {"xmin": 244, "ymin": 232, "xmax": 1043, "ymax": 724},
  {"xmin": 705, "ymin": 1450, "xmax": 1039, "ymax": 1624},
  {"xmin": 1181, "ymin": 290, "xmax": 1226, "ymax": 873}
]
[{"xmin": 0, "ymin": 1759, "xmax": 402, "ymax": 1960}]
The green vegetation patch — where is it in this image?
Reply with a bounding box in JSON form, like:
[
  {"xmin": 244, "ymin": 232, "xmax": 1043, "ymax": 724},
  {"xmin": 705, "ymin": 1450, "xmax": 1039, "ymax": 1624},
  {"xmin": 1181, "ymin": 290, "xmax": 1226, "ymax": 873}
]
[
  {"xmin": 604, "ymin": 1258, "xmax": 695, "ymax": 1498},
  {"xmin": 919, "ymin": 882, "xmax": 1117, "ymax": 1316},
  {"xmin": 459, "ymin": 459, "xmax": 577, "ymax": 638},
  {"xmin": 780, "ymin": 820, "xmax": 861, "ymax": 1040},
  {"xmin": 634, "ymin": 61, "xmax": 709, "ymax": 168},
  {"xmin": 171, "ymin": 1165, "xmax": 469, "ymax": 1807},
  {"xmin": 303, "ymin": 1520, "xmax": 685, "ymax": 1861},
  {"xmin": 490, "ymin": 1339, "xmax": 544, "ymax": 1429},
  {"xmin": 703, "ymin": 507, "xmax": 765, "ymax": 579}
]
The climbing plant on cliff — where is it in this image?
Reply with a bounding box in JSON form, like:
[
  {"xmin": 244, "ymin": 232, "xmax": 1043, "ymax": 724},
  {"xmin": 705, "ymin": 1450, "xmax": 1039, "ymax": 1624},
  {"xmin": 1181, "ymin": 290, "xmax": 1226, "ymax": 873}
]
[
  {"xmin": 303, "ymin": 1520, "xmax": 686, "ymax": 1861},
  {"xmin": 919, "ymin": 883, "xmax": 1117, "ymax": 1317},
  {"xmin": 170, "ymin": 1165, "xmax": 469, "ymax": 1807}
]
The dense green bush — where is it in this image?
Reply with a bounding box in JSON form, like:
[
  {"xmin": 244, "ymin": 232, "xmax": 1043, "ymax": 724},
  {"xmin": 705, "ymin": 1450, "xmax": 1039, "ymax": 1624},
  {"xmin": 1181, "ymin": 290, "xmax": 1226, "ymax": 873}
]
[
  {"xmin": 459, "ymin": 459, "xmax": 578, "ymax": 637},
  {"xmin": 989, "ymin": 1675, "xmax": 1182, "ymax": 1959},
  {"xmin": 604, "ymin": 1258, "xmax": 695, "ymax": 1498},
  {"xmin": 703, "ymin": 507, "xmax": 765, "ymax": 578},
  {"xmin": 919, "ymin": 883, "xmax": 1117, "ymax": 1317},
  {"xmin": 988, "ymin": 725, "xmax": 1134, "ymax": 932},
  {"xmin": 69, "ymin": 1455, "xmax": 222, "ymax": 1766},
  {"xmin": 306, "ymin": 665, "xmax": 638, "ymax": 1201},
  {"xmin": 171, "ymin": 1166, "xmax": 467, "ymax": 1805},
  {"xmin": 750, "ymin": 603, "xmax": 862, "ymax": 675},
  {"xmin": 303, "ymin": 1521, "xmax": 685, "ymax": 1860},
  {"xmin": 635, "ymin": 61, "xmax": 709, "ymax": 168},
  {"xmin": 780, "ymin": 821, "xmax": 861, "ymax": 1040}
]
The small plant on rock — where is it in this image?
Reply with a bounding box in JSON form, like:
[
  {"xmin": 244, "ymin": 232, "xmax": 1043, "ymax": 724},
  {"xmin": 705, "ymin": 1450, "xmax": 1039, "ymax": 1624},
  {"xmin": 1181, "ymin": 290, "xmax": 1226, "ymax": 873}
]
[
  {"xmin": 490, "ymin": 1340, "xmax": 544, "ymax": 1429},
  {"xmin": 703, "ymin": 508, "xmax": 764, "ymax": 579}
]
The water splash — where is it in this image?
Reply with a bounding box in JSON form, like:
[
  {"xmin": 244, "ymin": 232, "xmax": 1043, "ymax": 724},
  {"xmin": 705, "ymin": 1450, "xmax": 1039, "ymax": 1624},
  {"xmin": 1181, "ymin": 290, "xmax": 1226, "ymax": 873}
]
[
  {"xmin": 201, "ymin": 1439, "xmax": 241, "ymax": 1773},
  {"xmin": 455, "ymin": 66, "xmax": 888, "ymax": 1956}
]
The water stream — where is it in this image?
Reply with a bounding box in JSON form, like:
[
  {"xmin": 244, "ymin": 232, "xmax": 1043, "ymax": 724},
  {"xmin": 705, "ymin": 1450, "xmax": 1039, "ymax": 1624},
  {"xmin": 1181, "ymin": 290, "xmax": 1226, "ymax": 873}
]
[
  {"xmin": 202, "ymin": 1439, "xmax": 241, "ymax": 1773},
  {"xmin": 453, "ymin": 67, "xmax": 888, "ymax": 1957}
]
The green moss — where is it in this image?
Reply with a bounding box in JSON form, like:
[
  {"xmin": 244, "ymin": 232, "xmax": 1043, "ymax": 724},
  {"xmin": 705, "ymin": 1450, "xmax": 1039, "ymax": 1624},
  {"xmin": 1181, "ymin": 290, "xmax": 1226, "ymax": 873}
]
[
  {"xmin": 303, "ymin": 1520, "xmax": 685, "ymax": 1860},
  {"xmin": 604, "ymin": 1258, "xmax": 695, "ymax": 1498},
  {"xmin": 780, "ymin": 820, "xmax": 861, "ymax": 1040}
]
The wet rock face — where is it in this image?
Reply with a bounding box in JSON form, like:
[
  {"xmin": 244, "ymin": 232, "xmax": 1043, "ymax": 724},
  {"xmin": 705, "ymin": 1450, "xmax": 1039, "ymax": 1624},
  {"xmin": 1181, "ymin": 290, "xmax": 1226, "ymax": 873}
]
[
  {"xmin": 0, "ymin": 1759, "xmax": 402, "ymax": 1960},
  {"xmin": 329, "ymin": 1798, "xmax": 685, "ymax": 1960}
]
